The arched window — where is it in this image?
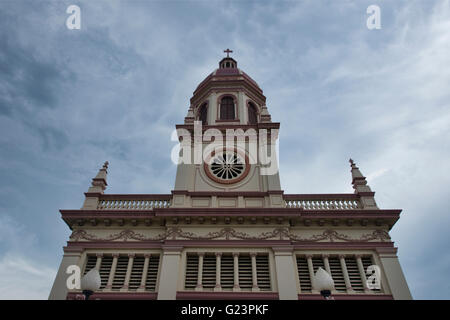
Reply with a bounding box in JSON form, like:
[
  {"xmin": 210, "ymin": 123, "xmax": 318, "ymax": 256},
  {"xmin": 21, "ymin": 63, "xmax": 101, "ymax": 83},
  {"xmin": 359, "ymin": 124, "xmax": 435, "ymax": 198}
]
[
  {"xmin": 248, "ymin": 102, "xmax": 258, "ymax": 124},
  {"xmin": 198, "ymin": 103, "xmax": 208, "ymax": 125},
  {"xmin": 220, "ymin": 97, "xmax": 235, "ymax": 120}
]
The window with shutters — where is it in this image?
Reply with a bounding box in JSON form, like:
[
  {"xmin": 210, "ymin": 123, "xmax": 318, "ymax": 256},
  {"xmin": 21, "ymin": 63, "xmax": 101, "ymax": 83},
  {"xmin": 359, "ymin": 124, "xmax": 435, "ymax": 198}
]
[
  {"xmin": 183, "ymin": 252, "xmax": 272, "ymax": 292},
  {"xmin": 146, "ymin": 255, "xmax": 160, "ymax": 291},
  {"xmin": 198, "ymin": 103, "xmax": 208, "ymax": 125},
  {"xmin": 220, "ymin": 97, "xmax": 235, "ymax": 120},
  {"xmin": 238, "ymin": 255, "xmax": 252, "ymax": 289},
  {"xmin": 345, "ymin": 257, "xmax": 364, "ymax": 292},
  {"xmin": 82, "ymin": 253, "xmax": 161, "ymax": 292},
  {"xmin": 202, "ymin": 254, "xmax": 217, "ymax": 288},
  {"xmin": 296, "ymin": 254, "xmax": 383, "ymax": 295},
  {"xmin": 256, "ymin": 255, "xmax": 271, "ymax": 291},
  {"xmin": 184, "ymin": 254, "xmax": 199, "ymax": 289},
  {"xmin": 83, "ymin": 255, "xmax": 97, "ymax": 275},
  {"xmin": 296, "ymin": 257, "xmax": 312, "ymax": 293},
  {"xmin": 328, "ymin": 257, "xmax": 346, "ymax": 292},
  {"xmin": 220, "ymin": 254, "xmax": 234, "ymax": 289},
  {"xmin": 112, "ymin": 256, "xmax": 128, "ymax": 290},
  {"xmin": 248, "ymin": 102, "xmax": 258, "ymax": 124},
  {"xmin": 362, "ymin": 256, "xmax": 381, "ymax": 293},
  {"xmin": 99, "ymin": 256, "xmax": 113, "ymax": 289},
  {"xmin": 129, "ymin": 256, "xmax": 144, "ymax": 290}
]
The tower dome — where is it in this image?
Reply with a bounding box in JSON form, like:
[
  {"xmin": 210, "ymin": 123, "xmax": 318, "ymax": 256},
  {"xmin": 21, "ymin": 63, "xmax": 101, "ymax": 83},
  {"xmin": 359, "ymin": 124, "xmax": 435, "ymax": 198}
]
[{"xmin": 185, "ymin": 49, "xmax": 270, "ymax": 126}]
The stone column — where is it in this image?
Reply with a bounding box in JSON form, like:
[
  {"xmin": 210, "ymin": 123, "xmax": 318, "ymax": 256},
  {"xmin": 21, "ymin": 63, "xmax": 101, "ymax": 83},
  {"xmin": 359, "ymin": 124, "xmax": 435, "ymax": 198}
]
[
  {"xmin": 157, "ymin": 246, "xmax": 183, "ymax": 300},
  {"xmin": 306, "ymin": 254, "xmax": 318, "ymax": 294},
  {"xmin": 48, "ymin": 248, "xmax": 83, "ymax": 300},
  {"xmin": 195, "ymin": 252, "xmax": 204, "ymax": 291},
  {"xmin": 233, "ymin": 252, "xmax": 240, "ymax": 292},
  {"xmin": 356, "ymin": 255, "xmax": 370, "ymax": 293},
  {"xmin": 322, "ymin": 254, "xmax": 335, "ymax": 293},
  {"xmin": 121, "ymin": 254, "xmax": 134, "ymax": 292},
  {"xmin": 95, "ymin": 253, "xmax": 103, "ymax": 270},
  {"xmin": 250, "ymin": 253, "xmax": 259, "ymax": 292},
  {"xmin": 339, "ymin": 255, "xmax": 354, "ymax": 293},
  {"xmin": 105, "ymin": 254, "xmax": 119, "ymax": 291},
  {"xmin": 273, "ymin": 247, "xmax": 298, "ymax": 300},
  {"xmin": 137, "ymin": 254, "xmax": 151, "ymax": 292},
  {"xmin": 214, "ymin": 252, "xmax": 222, "ymax": 292}
]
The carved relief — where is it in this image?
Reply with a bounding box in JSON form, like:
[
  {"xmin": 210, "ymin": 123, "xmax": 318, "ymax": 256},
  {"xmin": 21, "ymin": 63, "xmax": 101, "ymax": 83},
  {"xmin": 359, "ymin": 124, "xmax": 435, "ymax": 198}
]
[{"xmin": 70, "ymin": 228, "xmax": 390, "ymax": 242}]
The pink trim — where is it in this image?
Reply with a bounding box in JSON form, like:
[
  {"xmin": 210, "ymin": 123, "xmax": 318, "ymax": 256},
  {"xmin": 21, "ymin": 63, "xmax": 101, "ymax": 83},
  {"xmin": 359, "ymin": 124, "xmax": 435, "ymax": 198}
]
[
  {"xmin": 175, "ymin": 122, "xmax": 280, "ymax": 131},
  {"xmin": 284, "ymin": 193, "xmax": 359, "ymax": 200},
  {"xmin": 66, "ymin": 241, "xmax": 163, "ymax": 249},
  {"xmin": 176, "ymin": 291, "xmax": 279, "ymax": 300},
  {"xmin": 292, "ymin": 242, "xmax": 395, "ymax": 249},
  {"xmin": 98, "ymin": 194, "xmax": 171, "ymax": 200},
  {"xmin": 171, "ymin": 190, "xmax": 284, "ymax": 197},
  {"xmin": 67, "ymin": 292, "xmax": 157, "ymax": 300},
  {"xmin": 298, "ymin": 294, "xmax": 393, "ymax": 300}
]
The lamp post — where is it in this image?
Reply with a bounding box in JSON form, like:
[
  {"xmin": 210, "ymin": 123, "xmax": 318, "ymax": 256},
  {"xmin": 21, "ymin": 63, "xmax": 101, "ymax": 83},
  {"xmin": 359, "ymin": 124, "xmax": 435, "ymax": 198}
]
[
  {"xmin": 80, "ymin": 268, "xmax": 101, "ymax": 300},
  {"xmin": 313, "ymin": 267, "xmax": 335, "ymax": 300}
]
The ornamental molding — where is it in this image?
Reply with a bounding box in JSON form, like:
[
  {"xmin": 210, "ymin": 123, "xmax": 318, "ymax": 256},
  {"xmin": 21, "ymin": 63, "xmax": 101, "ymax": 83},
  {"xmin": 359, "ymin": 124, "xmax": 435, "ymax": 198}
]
[{"xmin": 70, "ymin": 228, "xmax": 390, "ymax": 243}]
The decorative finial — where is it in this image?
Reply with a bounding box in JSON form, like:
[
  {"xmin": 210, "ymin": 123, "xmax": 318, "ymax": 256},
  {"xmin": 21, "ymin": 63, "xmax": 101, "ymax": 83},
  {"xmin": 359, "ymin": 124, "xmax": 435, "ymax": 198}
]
[
  {"xmin": 224, "ymin": 48, "xmax": 233, "ymax": 58},
  {"xmin": 348, "ymin": 158, "xmax": 378, "ymax": 209},
  {"xmin": 103, "ymin": 161, "xmax": 109, "ymax": 170}
]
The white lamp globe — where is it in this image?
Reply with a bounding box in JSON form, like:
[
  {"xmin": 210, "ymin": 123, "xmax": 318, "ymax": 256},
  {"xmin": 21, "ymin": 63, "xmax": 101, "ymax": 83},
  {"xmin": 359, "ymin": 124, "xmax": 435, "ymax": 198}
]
[
  {"xmin": 81, "ymin": 268, "xmax": 101, "ymax": 292},
  {"xmin": 312, "ymin": 267, "xmax": 335, "ymax": 291}
]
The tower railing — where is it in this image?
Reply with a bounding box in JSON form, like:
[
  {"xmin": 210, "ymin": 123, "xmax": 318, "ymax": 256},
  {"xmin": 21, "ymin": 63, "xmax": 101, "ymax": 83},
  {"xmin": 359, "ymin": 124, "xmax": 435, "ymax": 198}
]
[
  {"xmin": 284, "ymin": 194, "xmax": 362, "ymax": 210},
  {"xmin": 97, "ymin": 194, "xmax": 172, "ymax": 210},
  {"xmin": 94, "ymin": 193, "xmax": 362, "ymax": 210}
]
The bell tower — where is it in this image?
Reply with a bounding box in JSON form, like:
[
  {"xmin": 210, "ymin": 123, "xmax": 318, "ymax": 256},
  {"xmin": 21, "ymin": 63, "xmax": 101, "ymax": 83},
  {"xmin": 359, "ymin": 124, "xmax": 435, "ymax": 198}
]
[
  {"xmin": 50, "ymin": 50, "xmax": 411, "ymax": 301},
  {"xmin": 172, "ymin": 51, "xmax": 283, "ymax": 209}
]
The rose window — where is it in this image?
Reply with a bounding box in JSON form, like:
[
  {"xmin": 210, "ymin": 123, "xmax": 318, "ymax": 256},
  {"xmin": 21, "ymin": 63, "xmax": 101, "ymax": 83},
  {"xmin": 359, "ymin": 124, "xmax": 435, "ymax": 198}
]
[{"xmin": 205, "ymin": 150, "xmax": 249, "ymax": 184}]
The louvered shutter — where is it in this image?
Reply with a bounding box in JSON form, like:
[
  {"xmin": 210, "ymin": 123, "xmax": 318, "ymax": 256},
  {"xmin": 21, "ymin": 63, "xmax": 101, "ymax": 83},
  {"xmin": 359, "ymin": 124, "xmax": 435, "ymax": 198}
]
[
  {"xmin": 129, "ymin": 256, "xmax": 144, "ymax": 290},
  {"xmin": 220, "ymin": 254, "xmax": 234, "ymax": 289},
  {"xmin": 83, "ymin": 255, "xmax": 97, "ymax": 275},
  {"xmin": 362, "ymin": 256, "xmax": 381, "ymax": 292},
  {"xmin": 238, "ymin": 255, "xmax": 253, "ymax": 290},
  {"xmin": 296, "ymin": 257, "xmax": 312, "ymax": 292},
  {"xmin": 256, "ymin": 255, "xmax": 271, "ymax": 291},
  {"xmin": 185, "ymin": 254, "xmax": 199, "ymax": 289},
  {"xmin": 112, "ymin": 256, "xmax": 128, "ymax": 290},
  {"xmin": 201, "ymin": 254, "xmax": 216, "ymax": 288},
  {"xmin": 145, "ymin": 255, "xmax": 160, "ymax": 291},
  {"xmin": 328, "ymin": 257, "xmax": 346, "ymax": 292},
  {"xmin": 345, "ymin": 257, "xmax": 364, "ymax": 292},
  {"xmin": 99, "ymin": 256, "xmax": 113, "ymax": 289}
]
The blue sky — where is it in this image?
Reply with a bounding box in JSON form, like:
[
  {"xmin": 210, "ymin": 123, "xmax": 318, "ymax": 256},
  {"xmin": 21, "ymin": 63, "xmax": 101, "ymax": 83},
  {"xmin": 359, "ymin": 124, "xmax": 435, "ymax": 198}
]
[{"xmin": 0, "ymin": 0, "xmax": 449, "ymax": 299}]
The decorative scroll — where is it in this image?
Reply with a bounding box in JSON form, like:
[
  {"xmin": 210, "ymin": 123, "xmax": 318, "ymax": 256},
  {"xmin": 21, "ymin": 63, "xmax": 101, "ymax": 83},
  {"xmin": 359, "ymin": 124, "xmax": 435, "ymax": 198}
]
[
  {"xmin": 70, "ymin": 228, "xmax": 390, "ymax": 242},
  {"xmin": 70, "ymin": 229, "xmax": 167, "ymax": 242}
]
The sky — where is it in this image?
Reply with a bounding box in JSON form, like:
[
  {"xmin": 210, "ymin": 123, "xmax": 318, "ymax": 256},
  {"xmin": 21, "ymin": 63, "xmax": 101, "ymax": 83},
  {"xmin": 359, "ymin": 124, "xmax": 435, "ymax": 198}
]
[{"xmin": 0, "ymin": 0, "xmax": 449, "ymax": 299}]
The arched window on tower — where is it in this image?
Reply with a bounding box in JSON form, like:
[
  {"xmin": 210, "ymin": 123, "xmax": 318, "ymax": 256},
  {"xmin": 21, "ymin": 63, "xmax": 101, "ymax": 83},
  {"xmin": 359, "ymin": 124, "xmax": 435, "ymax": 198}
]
[
  {"xmin": 198, "ymin": 103, "xmax": 208, "ymax": 125},
  {"xmin": 248, "ymin": 102, "xmax": 258, "ymax": 124},
  {"xmin": 220, "ymin": 97, "xmax": 235, "ymax": 120}
]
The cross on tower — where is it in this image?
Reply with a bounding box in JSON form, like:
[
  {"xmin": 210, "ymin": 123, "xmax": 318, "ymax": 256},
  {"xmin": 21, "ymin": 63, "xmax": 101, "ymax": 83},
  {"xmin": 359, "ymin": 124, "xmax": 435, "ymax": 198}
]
[{"xmin": 224, "ymin": 48, "xmax": 233, "ymax": 57}]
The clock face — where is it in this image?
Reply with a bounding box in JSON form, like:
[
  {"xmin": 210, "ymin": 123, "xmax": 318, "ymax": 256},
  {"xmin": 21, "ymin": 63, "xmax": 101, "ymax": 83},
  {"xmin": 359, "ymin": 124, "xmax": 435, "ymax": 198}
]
[{"xmin": 204, "ymin": 149, "xmax": 249, "ymax": 184}]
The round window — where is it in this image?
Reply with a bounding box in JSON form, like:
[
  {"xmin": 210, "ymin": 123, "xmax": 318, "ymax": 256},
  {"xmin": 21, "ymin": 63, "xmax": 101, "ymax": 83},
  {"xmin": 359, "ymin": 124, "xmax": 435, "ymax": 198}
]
[{"xmin": 204, "ymin": 149, "xmax": 249, "ymax": 184}]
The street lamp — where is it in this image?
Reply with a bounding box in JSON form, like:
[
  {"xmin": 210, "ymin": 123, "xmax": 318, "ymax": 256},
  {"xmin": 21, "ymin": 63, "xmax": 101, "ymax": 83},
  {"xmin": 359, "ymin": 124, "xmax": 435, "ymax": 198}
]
[
  {"xmin": 80, "ymin": 268, "xmax": 101, "ymax": 300},
  {"xmin": 313, "ymin": 267, "xmax": 335, "ymax": 300}
]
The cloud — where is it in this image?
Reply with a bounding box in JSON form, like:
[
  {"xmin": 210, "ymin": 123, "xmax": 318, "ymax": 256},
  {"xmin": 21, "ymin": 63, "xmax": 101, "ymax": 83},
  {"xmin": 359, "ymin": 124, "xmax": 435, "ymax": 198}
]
[{"xmin": 0, "ymin": 216, "xmax": 56, "ymax": 299}]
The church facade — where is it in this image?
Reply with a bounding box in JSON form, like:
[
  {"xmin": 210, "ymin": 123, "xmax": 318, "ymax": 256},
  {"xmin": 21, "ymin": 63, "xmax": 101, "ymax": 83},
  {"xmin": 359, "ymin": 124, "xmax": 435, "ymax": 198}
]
[{"xmin": 49, "ymin": 53, "xmax": 411, "ymax": 300}]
